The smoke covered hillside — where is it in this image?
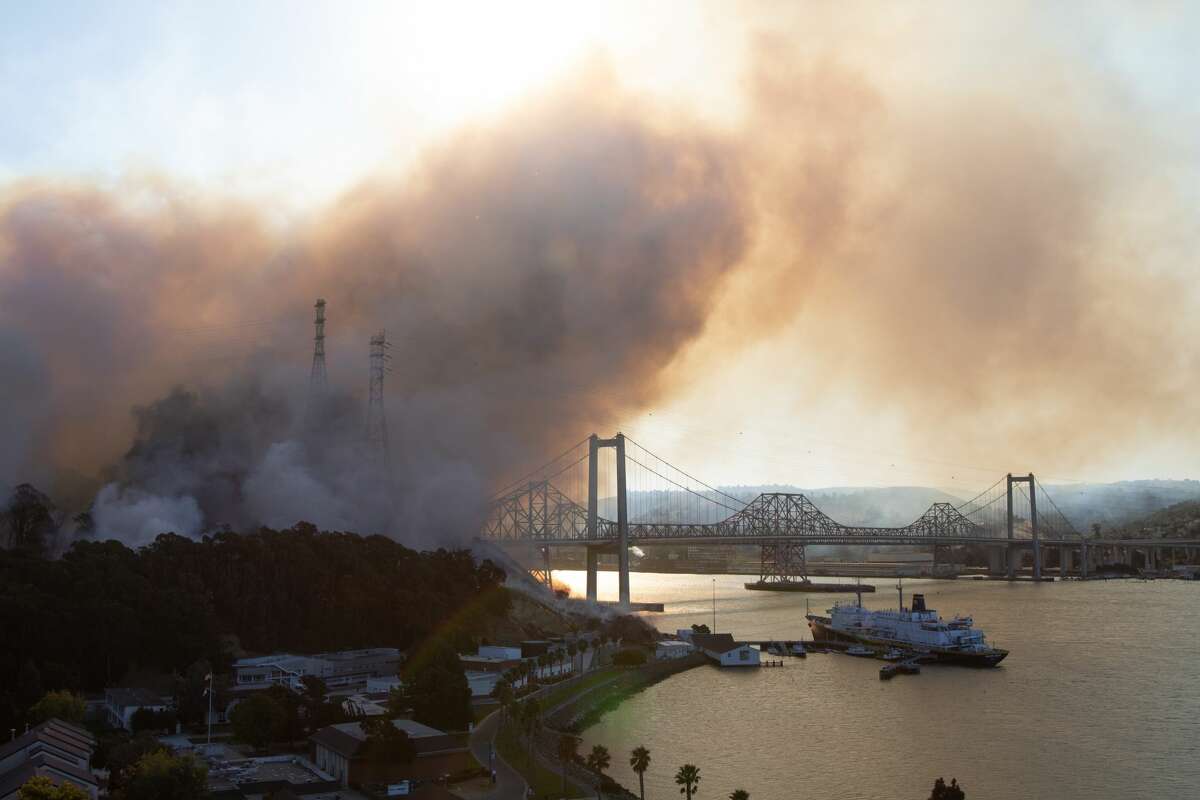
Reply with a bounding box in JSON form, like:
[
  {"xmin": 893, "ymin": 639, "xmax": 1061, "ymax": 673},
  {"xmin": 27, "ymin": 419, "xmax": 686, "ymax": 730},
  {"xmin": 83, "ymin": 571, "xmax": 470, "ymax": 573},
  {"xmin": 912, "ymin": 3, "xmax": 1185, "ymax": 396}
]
[
  {"xmin": 598, "ymin": 485, "xmax": 966, "ymax": 527},
  {"xmin": 604, "ymin": 481, "xmax": 1200, "ymax": 531},
  {"xmin": 1040, "ymin": 480, "xmax": 1200, "ymax": 532}
]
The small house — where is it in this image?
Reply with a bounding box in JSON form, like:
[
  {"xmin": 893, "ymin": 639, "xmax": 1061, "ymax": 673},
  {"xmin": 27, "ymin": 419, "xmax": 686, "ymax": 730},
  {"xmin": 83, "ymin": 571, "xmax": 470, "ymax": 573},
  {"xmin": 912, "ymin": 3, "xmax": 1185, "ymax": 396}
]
[
  {"xmin": 690, "ymin": 633, "xmax": 760, "ymax": 667},
  {"xmin": 655, "ymin": 641, "xmax": 694, "ymax": 660},
  {"xmin": 103, "ymin": 688, "xmax": 172, "ymax": 731}
]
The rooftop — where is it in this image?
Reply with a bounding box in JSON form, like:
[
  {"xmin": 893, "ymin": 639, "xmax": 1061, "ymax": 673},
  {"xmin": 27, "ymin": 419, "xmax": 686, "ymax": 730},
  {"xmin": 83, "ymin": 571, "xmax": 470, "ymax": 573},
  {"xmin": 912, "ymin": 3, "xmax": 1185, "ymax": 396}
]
[
  {"xmin": 690, "ymin": 633, "xmax": 740, "ymax": 654},
  {"xmin": 205, "ymin": 755, "xmax": 334, "ymax": 792},
  {"xmin": 105, "ymin": 687, "xmax": 168, "ymax": 708}
]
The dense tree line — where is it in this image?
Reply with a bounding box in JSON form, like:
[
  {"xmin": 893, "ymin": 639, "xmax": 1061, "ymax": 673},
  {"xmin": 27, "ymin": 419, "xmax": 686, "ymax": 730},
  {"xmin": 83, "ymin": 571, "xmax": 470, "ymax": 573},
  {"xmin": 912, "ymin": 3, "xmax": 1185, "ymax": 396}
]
[{"xmin": 0, "ymin": 515, "xmax": 509, "ymax": 736}]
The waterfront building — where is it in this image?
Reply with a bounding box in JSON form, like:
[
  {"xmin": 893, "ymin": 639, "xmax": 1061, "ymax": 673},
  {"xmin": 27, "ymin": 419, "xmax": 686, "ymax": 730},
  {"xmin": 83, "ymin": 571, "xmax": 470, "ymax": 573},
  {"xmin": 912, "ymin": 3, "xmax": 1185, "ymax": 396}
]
[
  {"xmin": 691, "ymin": 633, "xmax": 761, "ymax": 667},
  {"xmin": 655, "ymin": 640, "xmax": 695, "ymax": 660},
  {"xmin": 0, "ymin": 719, "xmax": 98, "ymax": 800}
]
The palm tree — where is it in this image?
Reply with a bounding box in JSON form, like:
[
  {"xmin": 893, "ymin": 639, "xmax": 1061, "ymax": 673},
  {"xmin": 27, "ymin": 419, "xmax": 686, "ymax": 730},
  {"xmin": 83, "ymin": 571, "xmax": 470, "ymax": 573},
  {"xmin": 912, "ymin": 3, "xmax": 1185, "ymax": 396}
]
[
  {"xmin": 729, "ymin": 791, "xmax": 749, "ymax": 800},
  {"xmin": 586, "ymin": 744, "xmax": 611, "ymax": 800},
  {"xmin": 675, "ymin": 764, "xmax": 701, "ymax": 800},
  {"xmin": 629, "ymin": 745, "xmax": 651, "ymax": 800},
  {"xmin": 557, "ymin": 734, "xmax": 579, "ymax": 795},
  {"xmin": 493, "ymin": 679, "xmax": 514, "ymax": 722},
  {"xmin": 519, "ymin": 700, "xmax": 542, "ymax": 770},
  {"xmin": 568, "ymin": 642, "xmax": 578, "ymax": 674}
]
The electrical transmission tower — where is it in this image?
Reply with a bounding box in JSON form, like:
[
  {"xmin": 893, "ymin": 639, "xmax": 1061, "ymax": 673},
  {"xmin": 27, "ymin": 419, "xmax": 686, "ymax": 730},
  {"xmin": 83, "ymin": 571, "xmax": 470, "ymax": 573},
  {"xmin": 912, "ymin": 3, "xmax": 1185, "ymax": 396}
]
[
  {"xmin": 366, "ymin": 330, "xmax": 392, "ymax": 471},
  {"xmin": 309, "ymin": 298, "xmax": 328, "ymax": 400}
]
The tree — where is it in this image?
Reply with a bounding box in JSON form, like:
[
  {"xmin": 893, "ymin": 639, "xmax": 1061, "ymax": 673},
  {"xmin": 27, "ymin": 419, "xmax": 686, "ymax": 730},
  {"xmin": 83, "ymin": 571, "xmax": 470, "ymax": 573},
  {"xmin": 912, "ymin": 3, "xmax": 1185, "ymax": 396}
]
[
  {"xmin": 675, "ymin": 764, "xmax": 701, "ymax": 800},
  {"xmin": 130, "ymin": 707, "xmax": 177, "ymax": 734},
  {"xmin": 577, "ymin": 640, "xmax": 590, "ymax": 673},
  {"xmin": 557, "ymin": 734, "xmax": 580, "ymax": 794},
  {"xmin": 492, "ymin": 678, "xmax": 514, "ymax": 720},
  {"xmin": 586, "ymin": 744, "xmax": 611, "ymax": 800},
  {"xmin": 103, "ymin": 734, "xmax": 165, "ymax": 793},
  {"xmin": 360, "ymin": 718, "xmax": 415, "ymax": 764},
  {"xmin": 229, "ymin": 692, "xmax": 285, "ymax": 751},
  {"xmin": 28, "ymin": 690, "xmax": 85, "ymax": 724},
  {"xmin": 613, "ymin": 648, "xmax": 647, "ymax": 667},
  {"xmin": 630, "ymin": 745, "xmax": 651, "ymax": 800},
  {"xmin": 120, "ymin": 750, "xmax": 207, "ymax": 800},
  {"xmin": 3, "ymin": 484, "xmax": 57, "ymax": 555},
  {"xmin": 729, "ymin": 791, "xmax": 749, "ymax": 800},
  {"xmin": 517, "ymin": 700, "xmax": 542, "ymax": 771},
  {"xmin": 690, "ymin": 624, "xmax": 711, "ymax": 635},
  {"xmin": 928, "ymin": 777, "xmax": 965, "ymax": 800},
  {"xmin": 174, "ymin": 660, "xmax": 212, "ymax": 727},
  {"xmin": 402, "ymin": 640, "xmax": 472, "ymax": 732},
  {"xmin": 17, "ymin": 777, "xmax": 89, "ymax": 800}
]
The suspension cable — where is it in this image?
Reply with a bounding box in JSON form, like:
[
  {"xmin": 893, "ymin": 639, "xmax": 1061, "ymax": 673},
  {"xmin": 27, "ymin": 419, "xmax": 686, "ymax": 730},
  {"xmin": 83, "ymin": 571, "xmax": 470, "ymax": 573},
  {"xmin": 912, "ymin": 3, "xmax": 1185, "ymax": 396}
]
[
  {"xmin": 490, "ymin": 435, "xmax": 590, "ymax": 499},
  {"xmin": 624, "ymin": 455, "xmax": 746, "ymax": 515},
  {"xmin": 622, "ymin": 436, "xmax": 748, "ymax": 506}
]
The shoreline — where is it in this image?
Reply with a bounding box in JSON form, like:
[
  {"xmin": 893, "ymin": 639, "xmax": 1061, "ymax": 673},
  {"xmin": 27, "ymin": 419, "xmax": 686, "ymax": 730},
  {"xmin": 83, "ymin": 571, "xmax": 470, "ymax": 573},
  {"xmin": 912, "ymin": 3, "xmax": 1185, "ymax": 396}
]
[{"xmin": 502, "ymin": 652, "xmax": 707, "ymax": 798}]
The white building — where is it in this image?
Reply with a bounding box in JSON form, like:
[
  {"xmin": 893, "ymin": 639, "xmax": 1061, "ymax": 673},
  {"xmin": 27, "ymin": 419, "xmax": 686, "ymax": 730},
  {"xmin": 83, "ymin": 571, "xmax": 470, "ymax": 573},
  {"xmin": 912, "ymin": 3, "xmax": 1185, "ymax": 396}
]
[
  {"xmin": 233, "ymin": 648, "xmax": 401, "ymax": 692},
  {"xmin": 690, "ymin": 634, "xmax": 760, "ymax": 667},
  {"xmin": 477, "ymin": 645, "xmax": 522, "ymax": 661},
  {"xmin": 655, "ymin": 640, "xmax": 695, "ymax": 661}
]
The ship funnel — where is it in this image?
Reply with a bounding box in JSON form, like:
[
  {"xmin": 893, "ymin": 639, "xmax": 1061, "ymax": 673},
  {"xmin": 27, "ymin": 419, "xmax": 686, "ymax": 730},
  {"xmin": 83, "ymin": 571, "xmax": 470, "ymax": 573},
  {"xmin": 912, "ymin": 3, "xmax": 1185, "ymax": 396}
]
[{"xmin": 911, "ymin": 594, "xmax": 927, "ymax": 613}]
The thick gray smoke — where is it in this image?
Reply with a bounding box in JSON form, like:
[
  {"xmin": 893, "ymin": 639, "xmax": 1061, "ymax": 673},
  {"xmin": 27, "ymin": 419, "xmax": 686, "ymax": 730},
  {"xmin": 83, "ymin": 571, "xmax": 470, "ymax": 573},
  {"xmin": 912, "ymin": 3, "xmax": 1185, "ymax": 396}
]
[{"xmin": 0, "ymin": 75, "xmax": 748, "ymax": 545}]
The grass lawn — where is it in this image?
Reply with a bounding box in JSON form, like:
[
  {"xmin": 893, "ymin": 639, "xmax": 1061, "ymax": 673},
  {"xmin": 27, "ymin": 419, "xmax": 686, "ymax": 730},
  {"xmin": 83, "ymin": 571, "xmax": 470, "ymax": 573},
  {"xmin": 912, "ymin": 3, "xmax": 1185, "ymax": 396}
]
[
  {"xmin": 536, "ymin": 667, "xmax": 620, "ymax": 712},
  {"xmin": 495, "ymin": 719, "xmax": 588, "ymax": 798}
]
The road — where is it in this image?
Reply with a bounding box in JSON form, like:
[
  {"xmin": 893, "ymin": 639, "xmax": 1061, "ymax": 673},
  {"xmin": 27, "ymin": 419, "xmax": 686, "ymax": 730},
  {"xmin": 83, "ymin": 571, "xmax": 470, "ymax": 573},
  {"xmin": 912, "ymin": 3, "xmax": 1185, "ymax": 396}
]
[{"xmin": 469, "ymin": 709, "xmax": 528, "ymax": 800}]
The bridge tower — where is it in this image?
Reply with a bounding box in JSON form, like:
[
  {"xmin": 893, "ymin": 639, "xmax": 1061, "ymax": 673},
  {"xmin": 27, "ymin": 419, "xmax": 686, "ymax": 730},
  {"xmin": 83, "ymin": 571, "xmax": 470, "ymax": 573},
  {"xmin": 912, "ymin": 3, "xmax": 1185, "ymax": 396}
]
[
  {"xmin": 1005, "ymin": 473, "xmax": 1041, "ymax": 580},
  {"xmin": 585, "ymin": 433, "xmax": 630, "ymax": 607}
]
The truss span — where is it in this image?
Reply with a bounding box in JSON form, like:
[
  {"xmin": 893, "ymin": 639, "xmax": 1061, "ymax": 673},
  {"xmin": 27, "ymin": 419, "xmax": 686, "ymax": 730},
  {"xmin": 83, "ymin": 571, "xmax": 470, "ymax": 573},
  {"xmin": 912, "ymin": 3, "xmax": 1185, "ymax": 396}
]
[{"xmin": 482, "ymin": 482, "xmax": 984, "ymax": 545}]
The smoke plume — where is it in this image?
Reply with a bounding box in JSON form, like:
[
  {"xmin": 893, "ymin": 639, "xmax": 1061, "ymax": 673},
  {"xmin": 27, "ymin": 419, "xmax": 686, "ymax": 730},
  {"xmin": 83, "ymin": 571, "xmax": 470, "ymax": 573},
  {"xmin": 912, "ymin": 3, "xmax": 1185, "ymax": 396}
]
[
  {"xmin": 0, "ymin": 71, "xmax": 748, "ymax": 543},
  {"xmin": 3, "ymin": 7, "xmax": 1199, "ymax": 546}
]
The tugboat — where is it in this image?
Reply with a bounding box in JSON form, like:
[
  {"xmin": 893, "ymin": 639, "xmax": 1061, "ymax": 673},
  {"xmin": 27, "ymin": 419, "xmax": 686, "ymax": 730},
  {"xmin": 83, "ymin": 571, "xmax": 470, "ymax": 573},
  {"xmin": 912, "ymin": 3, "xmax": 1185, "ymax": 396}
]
[
  {"xmin": 807, "ymin": 580, "xmax": 1008, "ymax": 667},
  {"xmin": 790, "ymin": 642, "xmax": 807, "ymax": 657}
]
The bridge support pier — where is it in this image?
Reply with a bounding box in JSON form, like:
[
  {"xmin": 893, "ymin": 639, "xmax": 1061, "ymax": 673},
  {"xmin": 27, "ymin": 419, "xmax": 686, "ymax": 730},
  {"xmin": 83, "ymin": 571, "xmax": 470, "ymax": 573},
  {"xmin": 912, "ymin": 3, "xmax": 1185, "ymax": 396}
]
[
  {"xmin": 1059, "ymin": 546, "xmax": 1071, "ymax": 576},
  {"xmin": 988, "ymin": 545, "xmax": 1006, "ymax": 576},
  {"xmin": 586, "ymin": 546, "xmax": 599, "ymax": 603}
]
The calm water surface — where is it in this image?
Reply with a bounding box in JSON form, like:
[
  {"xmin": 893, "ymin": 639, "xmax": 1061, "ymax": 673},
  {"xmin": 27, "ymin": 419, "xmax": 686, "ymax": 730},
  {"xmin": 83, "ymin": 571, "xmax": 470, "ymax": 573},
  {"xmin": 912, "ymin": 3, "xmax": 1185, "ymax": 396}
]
[{"xmin": 555, "ymin": 571, "xmax": 1199, "ymax": 800}]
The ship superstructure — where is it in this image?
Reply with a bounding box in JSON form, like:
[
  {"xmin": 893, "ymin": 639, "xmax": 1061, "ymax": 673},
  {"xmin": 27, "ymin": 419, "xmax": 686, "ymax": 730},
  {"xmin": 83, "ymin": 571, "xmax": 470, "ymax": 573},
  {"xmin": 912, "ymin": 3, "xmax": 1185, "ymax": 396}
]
[{"xmin": 806, "ymin": 582, "xmax": 1007, "ymax": 667}]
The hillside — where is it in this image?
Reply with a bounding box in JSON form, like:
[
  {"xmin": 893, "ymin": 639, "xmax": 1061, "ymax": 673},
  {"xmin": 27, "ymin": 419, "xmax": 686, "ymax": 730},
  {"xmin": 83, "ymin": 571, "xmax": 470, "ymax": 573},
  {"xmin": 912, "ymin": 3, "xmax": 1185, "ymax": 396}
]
[{"xmin": 1111, "ymin": 499, "xmax": 1200, "ymax": 539}]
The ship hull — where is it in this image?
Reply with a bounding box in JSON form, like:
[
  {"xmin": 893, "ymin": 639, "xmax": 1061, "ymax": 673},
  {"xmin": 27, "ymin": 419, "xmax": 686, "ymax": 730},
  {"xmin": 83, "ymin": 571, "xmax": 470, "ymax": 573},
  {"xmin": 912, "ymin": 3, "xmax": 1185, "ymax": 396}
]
[{"xmin": 807, "ymin": 616, "xmax": 1007, "ymax": 667}]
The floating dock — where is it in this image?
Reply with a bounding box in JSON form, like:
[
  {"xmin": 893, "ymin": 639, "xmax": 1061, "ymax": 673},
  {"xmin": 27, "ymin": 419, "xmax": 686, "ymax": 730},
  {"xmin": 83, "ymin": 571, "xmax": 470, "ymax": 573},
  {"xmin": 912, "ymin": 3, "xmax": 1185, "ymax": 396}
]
[{"xmin": 744, "ymin": 580, "xmax": 876, "ymax": 593}]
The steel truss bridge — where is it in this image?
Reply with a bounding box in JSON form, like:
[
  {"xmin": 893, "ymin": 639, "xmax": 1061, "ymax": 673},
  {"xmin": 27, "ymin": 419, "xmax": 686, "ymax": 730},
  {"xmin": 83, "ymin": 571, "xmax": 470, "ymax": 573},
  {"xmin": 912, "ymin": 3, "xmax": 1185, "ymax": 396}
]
[{"xmin": 480, "ymin": 433, "xmax": 1194, "ymax": 606}]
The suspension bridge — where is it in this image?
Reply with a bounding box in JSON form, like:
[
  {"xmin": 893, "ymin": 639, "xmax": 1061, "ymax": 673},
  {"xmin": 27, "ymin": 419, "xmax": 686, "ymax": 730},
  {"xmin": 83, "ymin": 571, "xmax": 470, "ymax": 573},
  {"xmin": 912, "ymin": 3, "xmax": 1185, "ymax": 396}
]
[{"xmin": 480, "ymin": 433, "xmax": 1196, "ymax": 607}]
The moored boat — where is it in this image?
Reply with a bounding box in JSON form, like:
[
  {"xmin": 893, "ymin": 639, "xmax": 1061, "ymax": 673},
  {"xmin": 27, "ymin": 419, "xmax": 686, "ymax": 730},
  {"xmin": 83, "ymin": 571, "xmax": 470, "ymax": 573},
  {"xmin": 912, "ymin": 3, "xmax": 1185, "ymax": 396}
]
[{"xmin": 807, "ymin": 580, "xmax": 1008, "ymax": 667}]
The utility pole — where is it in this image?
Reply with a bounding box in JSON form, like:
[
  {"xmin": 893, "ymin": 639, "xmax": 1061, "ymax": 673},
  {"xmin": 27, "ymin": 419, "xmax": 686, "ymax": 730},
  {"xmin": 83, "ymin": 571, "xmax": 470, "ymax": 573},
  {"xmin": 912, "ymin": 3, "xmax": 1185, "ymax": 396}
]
[
  {"xmin": 205, "ymin": 671, "xmax": 213, "ymax": 746},
  {"xmin": 366, "ymin": 330, "xmax": 392, "ymax": 473}
]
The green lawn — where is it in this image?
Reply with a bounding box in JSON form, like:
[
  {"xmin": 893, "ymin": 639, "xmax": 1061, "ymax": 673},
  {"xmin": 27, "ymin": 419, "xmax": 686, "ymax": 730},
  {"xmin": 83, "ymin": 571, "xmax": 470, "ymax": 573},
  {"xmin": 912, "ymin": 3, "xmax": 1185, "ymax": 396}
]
[
  {"xmin": 495, "ymin": 720, "xmax": 588, "ymax": 798},
  {"xmin": 536, "ymin": 667, "xmax": 619, "ymax": 712}
]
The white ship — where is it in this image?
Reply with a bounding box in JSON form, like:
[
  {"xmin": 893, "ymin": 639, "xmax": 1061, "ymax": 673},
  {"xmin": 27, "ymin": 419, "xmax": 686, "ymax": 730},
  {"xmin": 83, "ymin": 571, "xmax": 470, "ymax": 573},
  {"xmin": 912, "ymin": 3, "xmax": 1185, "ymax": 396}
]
[{"xmin": 806, "ymin": 582, "xmax": 1007, "ymax": 667}]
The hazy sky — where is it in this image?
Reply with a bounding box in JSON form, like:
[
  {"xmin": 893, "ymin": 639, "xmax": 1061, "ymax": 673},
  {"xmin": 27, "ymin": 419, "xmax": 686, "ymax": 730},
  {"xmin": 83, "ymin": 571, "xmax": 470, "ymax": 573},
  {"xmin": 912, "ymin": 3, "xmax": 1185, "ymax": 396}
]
[{"xmin": 3, "ymin": 1, "xmax": 1199, "ymax": 495}]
